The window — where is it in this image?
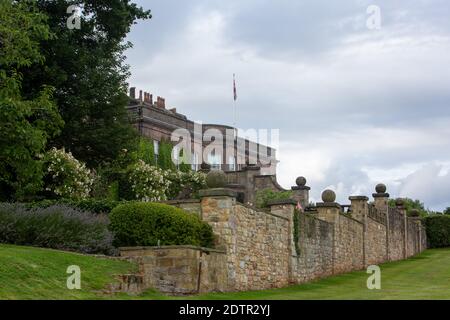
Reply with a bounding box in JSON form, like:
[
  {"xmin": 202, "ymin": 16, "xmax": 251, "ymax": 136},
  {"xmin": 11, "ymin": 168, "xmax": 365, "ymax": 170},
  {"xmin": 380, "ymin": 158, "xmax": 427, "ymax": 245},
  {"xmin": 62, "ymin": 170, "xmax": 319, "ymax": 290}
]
[{"xmin": 228, "ymin": 156, "xmax": 236, "ymax": 171}]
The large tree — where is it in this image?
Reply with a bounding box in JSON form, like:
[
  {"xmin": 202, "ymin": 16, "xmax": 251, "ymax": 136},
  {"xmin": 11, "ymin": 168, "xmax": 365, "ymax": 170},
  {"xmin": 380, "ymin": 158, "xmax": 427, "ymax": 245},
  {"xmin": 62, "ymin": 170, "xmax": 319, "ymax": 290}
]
[
  {"xmin": 0, "ymin": 0, "xmax": 63, "ymax": 200},
  {"xmin": 20, "ymin": 0, "xmax": 151, "ymax": 167}
]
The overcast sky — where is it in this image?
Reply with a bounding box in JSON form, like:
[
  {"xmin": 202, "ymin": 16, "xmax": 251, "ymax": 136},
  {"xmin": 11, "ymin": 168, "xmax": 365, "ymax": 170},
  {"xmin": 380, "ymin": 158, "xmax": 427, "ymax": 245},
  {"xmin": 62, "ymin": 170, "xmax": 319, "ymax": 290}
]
[{"xmin": 125, "ymin": 0, "xmax": 450, "ymax": 211}]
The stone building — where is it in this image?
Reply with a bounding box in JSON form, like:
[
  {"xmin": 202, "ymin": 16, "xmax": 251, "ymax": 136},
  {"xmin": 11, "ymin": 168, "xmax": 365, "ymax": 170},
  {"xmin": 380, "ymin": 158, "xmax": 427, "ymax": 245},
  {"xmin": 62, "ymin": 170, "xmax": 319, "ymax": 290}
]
[
  {"xmin": 115, "ymin": 88, "xmax": 427, "ymax": 296},
  {"xmin": 127, "ymin": 88, "xmax": 277, "ymax": 175}
]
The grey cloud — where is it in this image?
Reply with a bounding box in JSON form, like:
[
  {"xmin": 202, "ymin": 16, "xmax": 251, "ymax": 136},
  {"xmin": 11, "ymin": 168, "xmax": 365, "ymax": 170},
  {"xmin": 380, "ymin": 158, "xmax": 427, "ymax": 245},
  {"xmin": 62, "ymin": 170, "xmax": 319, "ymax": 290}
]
[{"xmin": 125, "ymin": 0, "xmax": 450, "ymax": 210}]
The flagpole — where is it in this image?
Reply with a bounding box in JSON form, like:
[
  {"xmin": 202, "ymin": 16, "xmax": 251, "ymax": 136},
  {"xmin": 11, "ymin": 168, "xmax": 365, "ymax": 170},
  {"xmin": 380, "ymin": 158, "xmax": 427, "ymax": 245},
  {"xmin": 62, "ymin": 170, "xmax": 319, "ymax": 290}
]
[{"xmin": 233, "ymin": 73, "xmax": 237, "ymax": 137}]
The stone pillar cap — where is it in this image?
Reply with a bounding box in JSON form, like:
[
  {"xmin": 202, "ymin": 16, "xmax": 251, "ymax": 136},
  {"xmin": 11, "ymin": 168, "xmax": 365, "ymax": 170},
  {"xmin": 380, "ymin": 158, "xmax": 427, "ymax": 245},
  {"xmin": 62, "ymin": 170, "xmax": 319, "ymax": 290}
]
[
  {"xmin": 316, "ymin": 202, "xmax": 341, "ymax": 209},
  {"xmin": 373, "ymin": 193, "xmax": 390, "ymax": 198},
  {"xmin": 198, "ymin": 188, "xmax": 237, "ymax": 198},
  {"xmin": 349, "ymin": 196, "xmax": 369, "ymax": 201},
  {"xmin": 292, "ymin": 185, "xmax": 311, "ymax": 191},
  {"xmin": 267, "ymin": 199, "xmax": 297, "ymax": 207}
]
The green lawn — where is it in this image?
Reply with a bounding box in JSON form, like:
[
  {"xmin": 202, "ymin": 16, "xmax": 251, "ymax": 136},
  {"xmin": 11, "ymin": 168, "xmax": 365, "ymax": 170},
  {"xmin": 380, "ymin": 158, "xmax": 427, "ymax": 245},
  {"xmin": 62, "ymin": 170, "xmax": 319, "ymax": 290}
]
[
  {"xmin": 0, "ymin": 244, "xmax": 138, "ymax": 300},
  {"xmin": 0, "ymin": 244, "xmax": 449, "ymax": 300}
]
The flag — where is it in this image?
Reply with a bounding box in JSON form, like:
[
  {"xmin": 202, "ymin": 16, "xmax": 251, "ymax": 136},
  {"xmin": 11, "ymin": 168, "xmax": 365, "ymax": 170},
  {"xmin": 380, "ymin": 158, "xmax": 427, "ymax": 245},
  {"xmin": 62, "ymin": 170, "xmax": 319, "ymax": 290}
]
[
  {"xmin": 233, "ymin": 73, "xmax": 237, "ymax": 101},
  {"xmin": 296, "ymin": 201, "xmax": 304, "ymax": 212}
]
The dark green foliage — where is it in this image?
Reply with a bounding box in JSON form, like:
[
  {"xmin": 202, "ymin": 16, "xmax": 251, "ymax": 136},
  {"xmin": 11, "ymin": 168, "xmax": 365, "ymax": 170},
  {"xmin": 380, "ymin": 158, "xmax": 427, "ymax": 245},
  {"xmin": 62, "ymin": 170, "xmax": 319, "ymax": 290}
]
[
  {"xmin": 388, "ymin": 198, "xmax": 429, "ymax": 217},
  {"xmin": 424, "ymin": 215, "xmax": 450, "ymax": 248},
  {"xmin": 444, "ymin": 207, "xmax": 450, "ymax": 215},
  {"xmin": 0, "ymin": 0, "xmax": 63, "ymax": 201},
  {"xmin": 137, "ymin": 138, "xmax": 155, "ymax": 165},
  {"xmin": 0, "ymin": 203, "xmax": 115, "ymax": 255},
  {"xmin": 95, "ymin": 149, "xmax": 136, "ymax": 201},
  {"xmin": 25, "ymin": 199, "xmax": 123, "ymax": 214},
  {"xmin": 109, "ymin": 202, "xmax": 214, "ymax": 248},
  {"xmin": 20, "ymin": 0, "xmax": 151, "ymax": 167},
  {"xmin": 255, "ymin": 188, "xmax": 294, "ymax": 208},
  {"xmin": 157, "ymin": 140, "xmax": 176, "ymax": 171},
  {"xmin": 179, "ymin": 149, "xmax": 192, "ymax": 173}
]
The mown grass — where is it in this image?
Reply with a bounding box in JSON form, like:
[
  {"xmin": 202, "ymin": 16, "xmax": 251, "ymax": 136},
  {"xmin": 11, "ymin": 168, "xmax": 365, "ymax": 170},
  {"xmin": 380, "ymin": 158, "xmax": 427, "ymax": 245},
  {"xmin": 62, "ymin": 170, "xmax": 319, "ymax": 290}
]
[
  {"xmin": 0, "ymin": 244, "xmax": 137, "ymax": 300},
  {"xmin": 184, "ymin": 248, "xmax": 450, "ymax": 300},
  {"xmin": 0, "ymin": 245, "xmax": 449, "ymax": 300}
]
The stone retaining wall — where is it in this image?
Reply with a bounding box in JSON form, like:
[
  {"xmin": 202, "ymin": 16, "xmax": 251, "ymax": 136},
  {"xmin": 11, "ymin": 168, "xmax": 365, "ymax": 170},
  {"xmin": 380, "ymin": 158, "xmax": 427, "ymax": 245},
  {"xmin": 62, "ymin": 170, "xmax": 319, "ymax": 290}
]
[{"xmin": 119, "ymin": 189, "xmax": 427, "ymax": 295}]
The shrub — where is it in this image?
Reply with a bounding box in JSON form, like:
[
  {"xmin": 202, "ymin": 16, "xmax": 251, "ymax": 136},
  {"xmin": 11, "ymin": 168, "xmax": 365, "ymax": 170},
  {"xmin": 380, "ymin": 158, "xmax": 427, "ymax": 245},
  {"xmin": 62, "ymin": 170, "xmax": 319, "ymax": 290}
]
[
  {"xmin": 255, "ymin": 188, "xmax": 294, "ymax": 208},
  {"xmin": 25, "ymin": 199, "xmax": 123, "ymax": 214},
  {"xmin": 424, "ymin": 215, "xmax": 450, "ymax": 248},
  {"xmin": 0, "ymin": 203, "xmax": 115, "ymax": 255},
  {"xmin": 43, "ymin": 148, "xmax": 94, "ymax": 200},
  {"xmin": 127, "ymin": 160, "xmax": 169, "ymax": 202},
  {"xmin": 137, "ymin": 138, "xmax": 155, "ymax": 165},
  {"xmin": 109, "ymin": 202, "xmax": 214, "ymax": 248},
  {"xmin": 165, "ymin": 170, "xmax": 207, "ymax": 199},
  {"xmin": 157, "ymin": 140, "xmax": 176, "ymax": 171}
]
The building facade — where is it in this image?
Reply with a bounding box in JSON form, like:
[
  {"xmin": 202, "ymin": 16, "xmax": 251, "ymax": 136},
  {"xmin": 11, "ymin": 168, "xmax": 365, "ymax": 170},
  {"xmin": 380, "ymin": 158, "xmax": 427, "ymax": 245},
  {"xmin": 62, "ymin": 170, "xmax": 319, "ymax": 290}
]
[{"xmin": 127, "ymin": 87, "xmax": 278, "ymax": 175}]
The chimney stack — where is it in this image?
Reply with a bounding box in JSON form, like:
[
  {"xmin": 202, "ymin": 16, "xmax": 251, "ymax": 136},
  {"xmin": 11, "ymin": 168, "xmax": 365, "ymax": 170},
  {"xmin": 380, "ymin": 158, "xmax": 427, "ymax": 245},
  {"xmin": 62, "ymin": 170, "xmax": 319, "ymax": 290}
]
[
  {"xmin": 157, "ymin": 96, "xmax": 166, "ymax": 109},
  {"xmin": 139, "ymin": 90, "xmax": 143, "ymax": 102},
  {"xmin": 130, "ymin": 87, "xmax": 136, "ymax": 99}
]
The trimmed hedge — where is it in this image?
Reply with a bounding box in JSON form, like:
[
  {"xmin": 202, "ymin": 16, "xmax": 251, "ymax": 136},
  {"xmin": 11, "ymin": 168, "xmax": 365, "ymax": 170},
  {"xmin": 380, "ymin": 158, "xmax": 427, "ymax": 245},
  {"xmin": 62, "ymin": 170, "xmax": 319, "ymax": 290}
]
[
  {"xmin": 424, "ymin": 215, "xmax": 450, "ymax": 248},
  {"xmin": 0, "ymin": 203, "xmax": 115, "ymax": 255},
  {"xmin": 109, "ymin": 202, "xmax": 214, "ymax": 248}
]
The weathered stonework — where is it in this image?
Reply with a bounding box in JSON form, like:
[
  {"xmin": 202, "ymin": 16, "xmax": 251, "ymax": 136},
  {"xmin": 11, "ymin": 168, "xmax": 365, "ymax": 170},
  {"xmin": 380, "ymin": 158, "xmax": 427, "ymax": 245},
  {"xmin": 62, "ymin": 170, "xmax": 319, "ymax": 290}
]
[
  {"xmin": 119, "ymin": 186, "xmax": 427, "ymax": 295},
  {"xmin": 292, "ymin": 214, "xmax": 334, "ymax": 283},
  {"xmin": 119, "ymin": 246, "xmax": 227, "ymax": 295},
  {"xmin": 201, "ymin": 192, "xmax": 291, "ymax": 291}
]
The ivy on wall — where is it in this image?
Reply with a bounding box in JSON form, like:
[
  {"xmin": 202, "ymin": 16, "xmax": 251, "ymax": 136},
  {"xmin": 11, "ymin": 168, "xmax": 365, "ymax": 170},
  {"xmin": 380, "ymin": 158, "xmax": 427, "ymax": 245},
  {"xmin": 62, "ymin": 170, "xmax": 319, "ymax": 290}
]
[{"xmin": 293, "ymin": 209, "xmax": 301, "ymax": 256}]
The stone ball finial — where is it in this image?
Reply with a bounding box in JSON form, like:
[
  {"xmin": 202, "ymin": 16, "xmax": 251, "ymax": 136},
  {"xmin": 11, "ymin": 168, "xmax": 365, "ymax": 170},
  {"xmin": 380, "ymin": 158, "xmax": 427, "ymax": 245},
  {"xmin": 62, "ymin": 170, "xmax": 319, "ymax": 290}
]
[
  {"xmin": 395, "ymin": 198, "xmax": 404, "ymax": 206},
  {"xmin": 322, "ymin": 189, "xmax": 336, "ymax": 203},
  {"xmin": 375, "ymin": 183, "xmax": 387, "ymax": 194},
  {"xmin": 410, "ymin": 209, "xmax": 420, "ymax": 217},
  {"xmin": 206, "ymin": 170, "xmax": 227, "ymax": 188},
  {"xmin": 296, "ymin": 176, "xmax": 307, "ymax": 187}
]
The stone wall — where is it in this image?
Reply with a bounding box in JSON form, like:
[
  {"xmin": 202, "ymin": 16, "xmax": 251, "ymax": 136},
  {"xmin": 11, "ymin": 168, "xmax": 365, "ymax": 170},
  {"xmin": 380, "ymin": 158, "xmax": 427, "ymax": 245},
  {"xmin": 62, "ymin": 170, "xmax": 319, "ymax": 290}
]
[
  {"xmin": 407, "ymin": 218, "xmax": 421, "ymax": 258},
  {"xmin": 225, "ymin": 167, "xmax": 285, "ymax": 205},
  {"xmin": 119, "ymin": 246, "xmax": 228, "ymax": 295},
  {"xmin": 164, "ymin": 199, "xmax": 201, "ymax": 217},
  {"xmin": 201, "ymin": 193, "xmax": 291, "ymax": 291},
  {"xmin": 118, "ymin": 187, "xmax": 427, "ymax": 295},
  {"xmin": 387, "ymin": 207, "xmax": 405, "ymax": 261},
  {"xmin": 334, "ymin": 214, "xmax": 364, "ymax": 274},
  {"xmin": 366, "ymin": 217, "xmax": 387, "ymax": 265},
  {"xmin": 292, "ymin": 213, "xmax": 334, "ymax": 283}
]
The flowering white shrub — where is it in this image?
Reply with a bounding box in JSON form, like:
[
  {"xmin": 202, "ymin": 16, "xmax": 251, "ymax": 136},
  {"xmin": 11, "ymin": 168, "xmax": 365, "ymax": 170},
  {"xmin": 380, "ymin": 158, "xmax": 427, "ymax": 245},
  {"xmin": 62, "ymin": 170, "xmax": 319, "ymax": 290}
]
[
  {"xmin": 128, "ymin": 160, "xmax": 170, "ymax": 202},
  {"xmin": 181, "ymin": 170, "xmax": 207, "ymax": 193},
  {"xmin": 44, "ymin": 148, "xmax": 94, "ymax": 200},
  {"xmin": 165, "ymin": 169, "xmax": 207, "ymax": 199},
  {"xmin": 127, "ymin": 161, "xmax": 207, "ymax": 201}
]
